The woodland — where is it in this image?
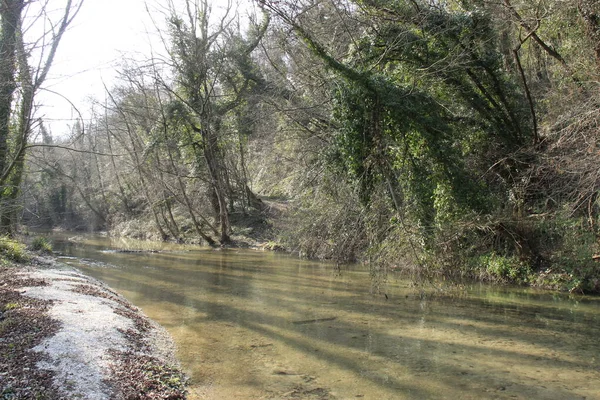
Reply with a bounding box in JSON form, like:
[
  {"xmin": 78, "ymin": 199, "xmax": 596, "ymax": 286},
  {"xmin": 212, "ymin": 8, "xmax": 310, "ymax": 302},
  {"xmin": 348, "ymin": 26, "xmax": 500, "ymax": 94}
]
[{"xmin": 2, "ymin": 0, "xmax": 600, "ymax": 292}]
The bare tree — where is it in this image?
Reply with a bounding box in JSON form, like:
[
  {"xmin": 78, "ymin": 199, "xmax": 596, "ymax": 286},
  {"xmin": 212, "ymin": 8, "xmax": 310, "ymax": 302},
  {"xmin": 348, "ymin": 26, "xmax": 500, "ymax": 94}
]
[{"xmin": 0, "ymin": 0, "xmax": 83, "ymax": 233}]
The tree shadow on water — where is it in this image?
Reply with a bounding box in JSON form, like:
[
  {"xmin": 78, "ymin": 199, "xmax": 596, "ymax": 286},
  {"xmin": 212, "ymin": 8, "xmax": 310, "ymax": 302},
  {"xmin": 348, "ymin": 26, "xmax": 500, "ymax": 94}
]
[{"xmin": 79, "ymin": 268, "xmax": 600, "ymax": 399}]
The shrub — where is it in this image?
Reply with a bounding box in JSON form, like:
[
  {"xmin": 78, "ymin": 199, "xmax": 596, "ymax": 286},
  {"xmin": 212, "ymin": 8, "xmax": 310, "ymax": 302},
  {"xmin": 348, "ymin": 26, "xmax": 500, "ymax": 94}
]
[
  {"xmin": 479, "ymin": 252, "xmax": 532, "ymax": 284},
  {"xmin": 30, "ymin": 236, "xmax": 52, "ymax": 254},
  {"xmin": 0, "ymin": 236, "xmax": 29, "ymax": 263}
]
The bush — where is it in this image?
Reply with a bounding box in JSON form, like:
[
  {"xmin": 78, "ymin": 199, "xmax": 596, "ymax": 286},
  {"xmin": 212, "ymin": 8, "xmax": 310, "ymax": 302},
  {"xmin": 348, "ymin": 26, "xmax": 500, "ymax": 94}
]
[
  {"xmin": 279, "ymin": 178, "xmax": 371, "ymax": 262},
  {"xmin": 529, "ymin": 217, "xmax": 600, "ymax": 293},
  {"xmin": 478, "ymin": 252, "xmax": 532, "ymax": 284},
  {"xmin": 29, "ymin": 236, "xmax": 52, "ymax": 254},
  {"xmin": 0, "ymin": 237, "xmax": 29, "ymax": 263}
]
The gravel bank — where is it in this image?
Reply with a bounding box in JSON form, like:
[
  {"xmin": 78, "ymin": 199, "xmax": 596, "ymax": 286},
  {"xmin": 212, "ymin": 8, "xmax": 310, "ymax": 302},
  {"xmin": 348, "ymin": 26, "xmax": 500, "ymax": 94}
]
[{"xmin": 0, "ymin": 257, "xmax": 186, "ymax": 399}]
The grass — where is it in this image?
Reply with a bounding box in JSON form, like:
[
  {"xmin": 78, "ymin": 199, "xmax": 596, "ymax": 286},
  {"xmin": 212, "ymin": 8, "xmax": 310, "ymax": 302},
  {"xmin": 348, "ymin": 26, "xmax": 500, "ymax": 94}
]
[
  {"xmin": 29, "ymin": 236, "xmax": 52, "ymax": 254},
  {"xmin": 0, "ymin": 236, "xmax": 29, "ymax": 263},
  {"xmin": 4, "ymin": 302, "xmax": 19, "ymax": 311}
]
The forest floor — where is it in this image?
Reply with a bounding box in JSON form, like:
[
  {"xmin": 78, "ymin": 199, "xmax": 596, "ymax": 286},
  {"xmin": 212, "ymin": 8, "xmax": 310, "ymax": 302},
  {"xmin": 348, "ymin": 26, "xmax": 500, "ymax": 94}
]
[{"xmin": 0, "ymin": 256, "xmax": 187, "ymax": 399}]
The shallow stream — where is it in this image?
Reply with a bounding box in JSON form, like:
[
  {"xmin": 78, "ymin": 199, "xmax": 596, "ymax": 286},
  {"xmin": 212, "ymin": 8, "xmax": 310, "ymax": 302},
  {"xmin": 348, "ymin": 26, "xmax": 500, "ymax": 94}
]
[{"xmin": 50, "ymin": 233, "xmax": 600, "ymax": 399}]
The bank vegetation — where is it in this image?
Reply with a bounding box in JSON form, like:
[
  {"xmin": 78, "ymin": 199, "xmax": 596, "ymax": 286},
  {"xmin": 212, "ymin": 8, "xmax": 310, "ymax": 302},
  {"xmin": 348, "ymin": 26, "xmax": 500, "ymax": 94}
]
[{"xmin": 3, "ymin": 0, "xmax": 600, "ymax": 293}]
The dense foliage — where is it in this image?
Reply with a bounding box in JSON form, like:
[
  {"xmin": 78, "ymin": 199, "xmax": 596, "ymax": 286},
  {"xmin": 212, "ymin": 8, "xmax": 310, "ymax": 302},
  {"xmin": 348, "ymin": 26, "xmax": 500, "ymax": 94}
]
[{"xmin": 8, "ymin": 0, "xmax": 600, "ymax": 292}]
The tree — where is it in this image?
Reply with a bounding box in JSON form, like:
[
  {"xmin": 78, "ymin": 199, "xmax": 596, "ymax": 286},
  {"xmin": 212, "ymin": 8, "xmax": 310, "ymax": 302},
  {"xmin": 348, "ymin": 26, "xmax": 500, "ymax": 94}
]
[
  {"xmin": 154, "ymin": 0, "xmax": 269, "ymax": 244},
  {"xmin": 260, "ymin": 0, "xmax": 532, "ymax": 241},
  {"xmin": 0, "ymin": 0, "xmax": 82, "ymax": 234}
]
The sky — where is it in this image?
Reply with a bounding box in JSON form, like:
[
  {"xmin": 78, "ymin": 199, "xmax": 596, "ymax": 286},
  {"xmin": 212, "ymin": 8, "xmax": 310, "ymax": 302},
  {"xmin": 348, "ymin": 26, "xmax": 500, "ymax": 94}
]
[
  {"xmin": 35, "ymin": 0, "xmax": 255, "ymax": 137},
  {"xmin": 37, "ymin": 0, "xmax": 159, "ymax": 136}
]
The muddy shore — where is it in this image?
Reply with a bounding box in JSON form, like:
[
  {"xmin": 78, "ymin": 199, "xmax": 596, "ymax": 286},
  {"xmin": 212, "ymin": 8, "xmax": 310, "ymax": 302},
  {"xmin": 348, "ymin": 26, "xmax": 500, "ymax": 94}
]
[{"xmin": 0, "ymin": 256, "xmax": 187, "ymax": 399}]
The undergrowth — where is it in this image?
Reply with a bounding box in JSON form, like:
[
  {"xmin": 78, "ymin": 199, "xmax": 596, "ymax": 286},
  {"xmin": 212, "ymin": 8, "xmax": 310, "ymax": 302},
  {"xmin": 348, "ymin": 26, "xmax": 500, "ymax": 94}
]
[{"xmin": 0, "ymin": 236, "xmax": 29, "ymax": 263}]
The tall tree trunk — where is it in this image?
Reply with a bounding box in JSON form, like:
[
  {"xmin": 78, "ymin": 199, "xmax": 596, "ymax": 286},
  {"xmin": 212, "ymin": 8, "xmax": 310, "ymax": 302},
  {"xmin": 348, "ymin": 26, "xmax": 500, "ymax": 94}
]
[
  {"xmin": 169, "ymin": 143, "xmax": 218, "ymax": 246},
  {"xmin": 0, "ymin": 6, "xmax": 31, "ymax": 234},
  {"xmin": 0, "ymin": 0, "xmax": 23, "ymax": 179},
  {"xmin": 106, "ymin": 90, "xmax": 168, "ymax": 240},
  {"xmin": 202, "ymin": 128, "xmax": 231, "ymax": 244},
  {"xmin": 104, "ymin": 115, "xmax": 131, "ymax": 214},
  {"xmin": 513, "ymin": 48, "xmax": 539, "ymax": 144},
  {"xmin": 0, "ymin": 0, "xmax": 79, "ymax": 233}
]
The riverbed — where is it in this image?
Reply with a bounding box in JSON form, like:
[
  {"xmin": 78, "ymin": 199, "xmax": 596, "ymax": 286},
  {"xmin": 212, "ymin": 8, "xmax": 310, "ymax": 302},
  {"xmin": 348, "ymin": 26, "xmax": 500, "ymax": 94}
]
[{"xmin": 50, "ymin": 233, "xmax": 600, "ymax": 400}]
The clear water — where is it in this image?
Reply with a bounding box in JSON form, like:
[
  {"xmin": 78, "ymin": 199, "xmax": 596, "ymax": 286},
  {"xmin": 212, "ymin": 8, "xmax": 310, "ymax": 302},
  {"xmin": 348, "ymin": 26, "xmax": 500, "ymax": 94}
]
[{"xmin": 50, "ymin": 233, "xmax": 600, "ymax": 400}]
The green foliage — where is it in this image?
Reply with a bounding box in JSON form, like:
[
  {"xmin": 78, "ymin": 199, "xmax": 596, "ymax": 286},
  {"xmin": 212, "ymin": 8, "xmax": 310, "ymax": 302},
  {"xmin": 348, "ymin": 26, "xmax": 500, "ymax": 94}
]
[
  {"xmin": 0, "ymin": 236, "xmax": 28, "ymax": 263},
  {"xmin": 261, "ymin": 240, "xmax": 285, "ymax": 252},
  {"xmin": 29, "ymin": 236, "xmax": 52, "ymax": 254},
  {"xmin": 279, "ymin": 176, "xmax": 370, "ymax": 262},
  {"xmin": 325, "ymin": 3, "xmax": 525, "ymax": 244},
  {"xmin": 13, "ymin": 0, "xmax": 600, "ymax": 293},
  {"xmin": 532, "ymin": 217, "xmax": 600, "ymax": 293},
  {"xmin": 249, "ymin": 0, "xmax": 600, "ymax": 293},
  {"xmin": 477, "ymin": 252, "xmax": 532, "ymax": 284}
]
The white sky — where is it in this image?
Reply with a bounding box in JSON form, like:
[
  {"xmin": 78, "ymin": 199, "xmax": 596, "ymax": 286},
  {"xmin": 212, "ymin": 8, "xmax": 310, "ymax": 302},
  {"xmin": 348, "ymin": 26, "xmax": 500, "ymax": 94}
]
[
  {"xmin": 37, "ymin": 0, "xmax": 158, "ymax": 136},
  {"xmin": 35, "ymin": 0, "xmax": 255, "ymax": 137}
]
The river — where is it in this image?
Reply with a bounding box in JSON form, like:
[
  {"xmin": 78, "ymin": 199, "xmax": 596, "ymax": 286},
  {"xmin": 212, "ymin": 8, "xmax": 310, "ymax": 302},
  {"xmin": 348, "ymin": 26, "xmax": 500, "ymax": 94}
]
[{"xmin": 49, "ymin": 233, "xmax": 600, "ymax": 400}]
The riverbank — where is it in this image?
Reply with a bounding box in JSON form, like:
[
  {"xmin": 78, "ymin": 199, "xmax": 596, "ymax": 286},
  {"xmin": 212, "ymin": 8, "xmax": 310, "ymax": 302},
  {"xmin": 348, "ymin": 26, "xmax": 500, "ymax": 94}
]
[
  {"xmin": 0, "ymin": 255, "xmax": 186, "ymax": 399},
  {"xmin": 96, "ymin": 197, "xmax": 600, "ymax": 295}
]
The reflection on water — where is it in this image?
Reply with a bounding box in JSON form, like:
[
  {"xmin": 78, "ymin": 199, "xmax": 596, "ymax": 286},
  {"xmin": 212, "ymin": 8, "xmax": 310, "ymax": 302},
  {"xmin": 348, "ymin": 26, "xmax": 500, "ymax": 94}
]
[{"xmin": 51, "ymin": 233, "xmax": 600, "ymax": 400}]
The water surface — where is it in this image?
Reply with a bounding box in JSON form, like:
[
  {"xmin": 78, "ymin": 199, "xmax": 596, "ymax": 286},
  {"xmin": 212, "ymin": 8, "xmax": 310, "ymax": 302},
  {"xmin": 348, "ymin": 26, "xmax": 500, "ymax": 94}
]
[{"xmin": 51, "ymin": 234, "xmax": 600, "ymax": 399}]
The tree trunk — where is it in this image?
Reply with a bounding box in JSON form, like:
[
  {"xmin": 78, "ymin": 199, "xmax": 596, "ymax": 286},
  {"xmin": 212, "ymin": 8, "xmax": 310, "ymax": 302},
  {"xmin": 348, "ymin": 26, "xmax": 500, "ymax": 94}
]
[
  {"xmin": 513, "ymin": 48, "xmax": 539, "ymax": 144},
  {"xmin": 0, "ymin": 0, "xmax": 23, "ymax": 179},
  {"xmin": 503, "ymin": 0, "xmax": 573, "ymax": 77},
  {"xmin": 202, "ymin": 130, "xmax": 231, "ymax": 244}
]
